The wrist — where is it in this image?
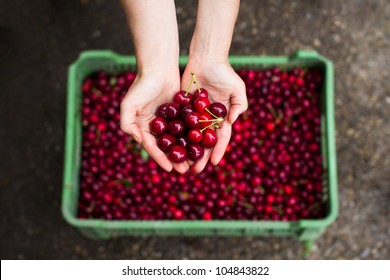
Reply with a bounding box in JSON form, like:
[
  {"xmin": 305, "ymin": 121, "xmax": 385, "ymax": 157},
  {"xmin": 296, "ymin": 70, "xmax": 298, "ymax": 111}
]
[
  {"xmin": 188, "ymin": 34, "xmax": 229, "ymax": 65},
  {"xmin": 136, "ymin": 48, "xmax": 179, "ymax": 75}
]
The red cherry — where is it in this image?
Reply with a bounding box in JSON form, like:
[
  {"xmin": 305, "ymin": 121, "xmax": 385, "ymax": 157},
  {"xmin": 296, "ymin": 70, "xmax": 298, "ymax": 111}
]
[
  {"xmin": 150, "ymin": 117, "xmax": 167, "ymax": 135},
  {"xmin": 194, "ymin": 88, "xmax": 208, "ymax": 99},
  {"xmin": 188, "ymin": 129, "xmax": 203, "ymax": 143},
  {"xmin": 168, "ymin": 145, "xmax": 187, "ymax": 163},
  {"xmin": 177, "ymin": 136, "xmax": 189, "ymax": 148},
  {"xmin": 185, "ymin": 112, "xmax": 200, "ymax": 129},
  {"xmin": 174, "ymin": 90, "xmax": 193, "ymax": 106},
  {"xmin": 265, "ymin": 122, "xmax": 275, "ymax": 131},
  {"xmin": 187, "ymin": 144, "xmax": 204, "ymax": 161},
  {"xmin": 181, "ymin": 104, "xmax": 194, "ymax": 119},
  {"xmin": 157, "ymin": 133, "xmax": 176, "ymax": 152},
  {"xmin": 193, "ymin": 97, "xmax": 211, "ymax": 113},
  {"xmin": 201, "ymin": 129, "xmax": 217, "ymax": 148},
  {"xmin": 198, "ymin": 111, "xmax": 213, "ymax": 129},
  {"xmin": 165, "ymin": 102, "xmax": 180, "ymax": 120},
  {"xmin": 156, "ymin": 103, "xmax": 168, "ymax": 118},
  {"xmin": 209, "ymin": 102, "xmax": 227, "ymax": 118},
  {"xmin": 167, "ymin": 119, "xmax": 185, "ymax": 136},
  {"xmin": 202, "ymin": 211, "xmax": 212, "ymax": 220},
  {"xmin": 173, "ymin": 209, "xmax": 184, "ymax": 220}
]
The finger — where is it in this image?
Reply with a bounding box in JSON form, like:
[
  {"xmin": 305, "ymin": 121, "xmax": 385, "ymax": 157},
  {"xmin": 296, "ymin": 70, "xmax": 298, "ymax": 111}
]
[
  {"xmin": 120, "ymin": 103, "xmax": 143, "ymax": 143},
  {"xmin": 173, "ymin": 161, "xmax": 190, "ymax": 174},
  {"xmin": 191, "ymin": 148, "xmax": 212, "ymax": 173},
  {"xmin": 210, "ymin": 121, "xmax": 231, "ymax": 165},
  {"xmin": 228, "ymin": 104, "xmax": 247, "ymax": 124},
  {"xmin": 141, "ymin": 133, "xmax": 173, "ymax": 172},
  {"xmin": 228, "ymin": 81, "xmax": 248, "ymax": 123}
]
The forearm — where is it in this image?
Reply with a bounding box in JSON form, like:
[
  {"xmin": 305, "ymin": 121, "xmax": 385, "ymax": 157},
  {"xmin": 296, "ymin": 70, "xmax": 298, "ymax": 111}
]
[
  {"xmin": 120, "ymin": 0, "xmax": 179, "ymax": 74},
  {"xmin": 189, "ymin": 0, "xmax": 240, "ymax": 63}
]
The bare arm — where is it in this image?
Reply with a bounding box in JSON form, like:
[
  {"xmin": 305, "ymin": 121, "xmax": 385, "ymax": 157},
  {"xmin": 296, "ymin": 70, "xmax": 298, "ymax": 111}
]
[
  {"xmin": 120, "ymin": 0, "xmax": 179, "ymax": 73},
  {"xmin": 182, "ymin": 0, "xmax": 247, "ymax": 172},
  {"xmin": 189, "ymin": 0, "xmax": 240, "ymax": 64},
  {"xmin": 120, "ymin": 0, "xmax": 189, "ymax": 173}
]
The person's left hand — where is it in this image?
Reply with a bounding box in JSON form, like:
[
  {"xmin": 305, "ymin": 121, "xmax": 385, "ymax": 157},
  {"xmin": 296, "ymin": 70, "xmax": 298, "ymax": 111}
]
[{"xmin": 181, "ymin": 59, "xmax": 248, "ymax": 173}]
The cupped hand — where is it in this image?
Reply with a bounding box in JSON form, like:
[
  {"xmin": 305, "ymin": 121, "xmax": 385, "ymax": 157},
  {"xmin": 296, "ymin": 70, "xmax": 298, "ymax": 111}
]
[
  {"xmin": 181, "ymin": 60, "xmax": 248, "ymax": 173},
  {"xmin": 120, "ymin": 70, "xmax": 190, "ymax": 174}
]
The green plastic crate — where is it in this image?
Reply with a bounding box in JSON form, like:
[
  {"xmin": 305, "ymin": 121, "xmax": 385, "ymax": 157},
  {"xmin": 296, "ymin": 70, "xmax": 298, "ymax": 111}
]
[{"xmin": 62, "ymin": 50, "xmax": 338, "ymax": 241}]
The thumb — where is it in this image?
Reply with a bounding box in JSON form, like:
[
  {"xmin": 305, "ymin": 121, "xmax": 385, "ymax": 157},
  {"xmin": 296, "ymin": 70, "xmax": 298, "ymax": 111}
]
[
  {"xmin": 120, "ymin": 101, "xmax": 143, "ymax": 144},
  {"xmin": 228, "ymin": 82, "xmax": 248, "ymax": 124}
]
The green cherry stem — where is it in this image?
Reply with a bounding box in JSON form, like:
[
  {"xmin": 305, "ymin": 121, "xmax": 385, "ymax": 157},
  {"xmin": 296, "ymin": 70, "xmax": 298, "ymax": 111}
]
[
  {"xmin": 198, "ymin": 117, "xmax": 224, "ymax": 123},
  {"xmin": 267, "ymin": 104, "xmax": 278, "ymax": 118},
  {"xmin": 191, "ymin": 73, "xmax": 201, "ymax": 93},
  {"xmin": 205, "ymin": 108, "xmax": 220, "ymax": 119},
  {"xmin": 200, "ymin": 122, "xmax": 220, "ymax": 132},
  {"xmin": 185, "ymin": 74, "xmax": 195, "ymax": 96}
]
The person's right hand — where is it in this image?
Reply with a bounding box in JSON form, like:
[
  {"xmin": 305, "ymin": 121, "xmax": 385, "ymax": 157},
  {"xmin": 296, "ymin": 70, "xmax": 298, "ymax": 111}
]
[{"xmin": 120, "ymin": 69, "xmax": 190, "ymax": 174}]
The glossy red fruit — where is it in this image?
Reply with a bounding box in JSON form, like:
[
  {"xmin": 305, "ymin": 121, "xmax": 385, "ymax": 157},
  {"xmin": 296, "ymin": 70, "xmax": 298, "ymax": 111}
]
[
  {"xmin": 209, "ymin": 102, "xmax": 227, "ymax": 118},
  {"xmin": 173, "ymin": 209, "xmax": 184, "ymax": 220},
  {"xmin": 198, "ymin": 112, "xmax": 213, "ymax": 129},
  {"xmin": 168, "ymin": 145, "xmax": 187, "ymax": 163},
  {"xmin": 187, "ymin": 144, "xmax": 204, "ymax": 161},
  {"xmin": 202, "ymin": 211, "xmax": 212, "ymax": 220},
  {"xmin": 201, "ymin": 129, "xmax": 217, "ymax": 148},
  {"xmin": 150, "ymin": 117, "xmax": 167, "ymax": 135},
  {"xmin": 156, "ymin": 103, "xmax": 168, "ymax": 118},
  {"xmin": 193, "ymin": 97, "xmax": 211, "ymax": 113},
  {"xmin": 181, "ymin": 104, "xmax": 194, "ymax": 119},
  {"xmin": 194, "ymin": 88, "xmax": 208, "ymax": 99},
  {"xmin": 167, "ymin": 119, "xmax": 185, "ymax": 136},
  {"xmin": 265, "ymin": 122, "xmax": 275, "ymax": 131},
  {"xmin": 188, "ymin": 129, "xmax": 203, "ymax": 143},
  {"xmin": 157, "ymin": 133, "xmax": 176, "ymax": 152},
  {"xmin": 177, "ymin": 136, "xmax": 189, "ymax": 148},
  {"xmin": 174, "ymin": 90, "xmax": 193, "ymax": 106},
  {"xmin": 165, "ymin": 102, "xmax": 180, "ymax": 120},
  {"xmin": 185, "ymin": 112, "xmax": 200, "ymax": 129}
]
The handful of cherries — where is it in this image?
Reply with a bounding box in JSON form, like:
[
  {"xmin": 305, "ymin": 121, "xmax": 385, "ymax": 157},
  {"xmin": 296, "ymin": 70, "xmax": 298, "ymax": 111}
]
[{"xmin": 150, "ymin": 73, "xmax": 227, "ymax": 163}]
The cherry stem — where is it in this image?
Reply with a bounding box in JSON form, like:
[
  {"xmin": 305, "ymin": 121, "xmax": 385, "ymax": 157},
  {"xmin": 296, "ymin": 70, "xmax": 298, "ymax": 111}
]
[
  {"xmin": 267, "ymin": 104, "xmax": 278, "ymax": 118},
  {"xmin": 191, "ymin": 73, "xmax": 201, "ymax": 93},
  {"xmin": 243, "ymin": 202, "xmax": 254, "ymax": 210},
  {"xmin": 95, "ymin": 129, "xmax": 101, "ymax": 143},
  {"xmin": 86, "ymin": 202, "xmax": 96, "ymax": 214},
  {"xmin": 198, "ymin": 117, "xmax": 223, "ymax": 123},
  {"xmin": 286, "ymin": 117, "xmax": 292, "ymax": 127},
  {"xmin": 184, "ymin": 75, "xmax": 195, "ymax": 96},
  {"xmin": 205, "ymin": 108, "xmax": 220, "ymax": 119},
  {"xmin": 200, "ymin": 122, "xmax": 219, "ymax": 132},
  {"xmin": 275, "ymin": 113, "xmax": 284, "ymax": 124},
  {"xmin": 257, "ymin": 185, "xmax": 265, "ymax": 194},
  {"xmin": 91, "ymin": 88, "xmax": 102, "ymax": 97}
]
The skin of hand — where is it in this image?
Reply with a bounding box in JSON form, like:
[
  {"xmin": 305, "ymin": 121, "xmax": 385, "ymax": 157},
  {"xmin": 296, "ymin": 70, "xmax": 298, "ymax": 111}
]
[
  {"xmin": 120, "ymin": 0, "xmax": 244, "ymax": 173},
  {"xmin": 120, "ymin": 0, "xmax": 189, "ymax": 173},
  {"xmin": 181, "ymin": 60, "xmax": 247, "ymax": 173},
  {"xmin": 182, "ymin": 0, "xmax": 246, "ymax": 173},
  {"xmin": 120, "ymin": 70, "xmax": 190, "ymax": 174}
]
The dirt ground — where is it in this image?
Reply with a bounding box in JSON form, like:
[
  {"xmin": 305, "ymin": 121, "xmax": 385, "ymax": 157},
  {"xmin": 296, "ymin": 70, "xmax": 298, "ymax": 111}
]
[{"xmin": 0, "ymin": 0, "xmax": 389, "ymax": 259}]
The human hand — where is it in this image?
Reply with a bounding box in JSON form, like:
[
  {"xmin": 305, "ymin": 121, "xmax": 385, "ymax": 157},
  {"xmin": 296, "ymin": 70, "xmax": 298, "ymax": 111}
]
[
  {"xmin": 120, "ymin": 70, "xmax": 190, "ymax": 174},
  {"xmin": 181, "ymin": 60, "xmax": 247, "ymax": 173}
]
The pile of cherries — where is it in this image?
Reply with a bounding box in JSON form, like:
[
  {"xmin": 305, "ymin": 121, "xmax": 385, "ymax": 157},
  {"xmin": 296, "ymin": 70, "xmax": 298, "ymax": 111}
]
[
  {"xmin": 151, "ymin": 74, "xmax": 227, "ymax": 163},
  {"xmin": 78, "ymin": 67, "xmax": 325, "ymax": 221}
]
